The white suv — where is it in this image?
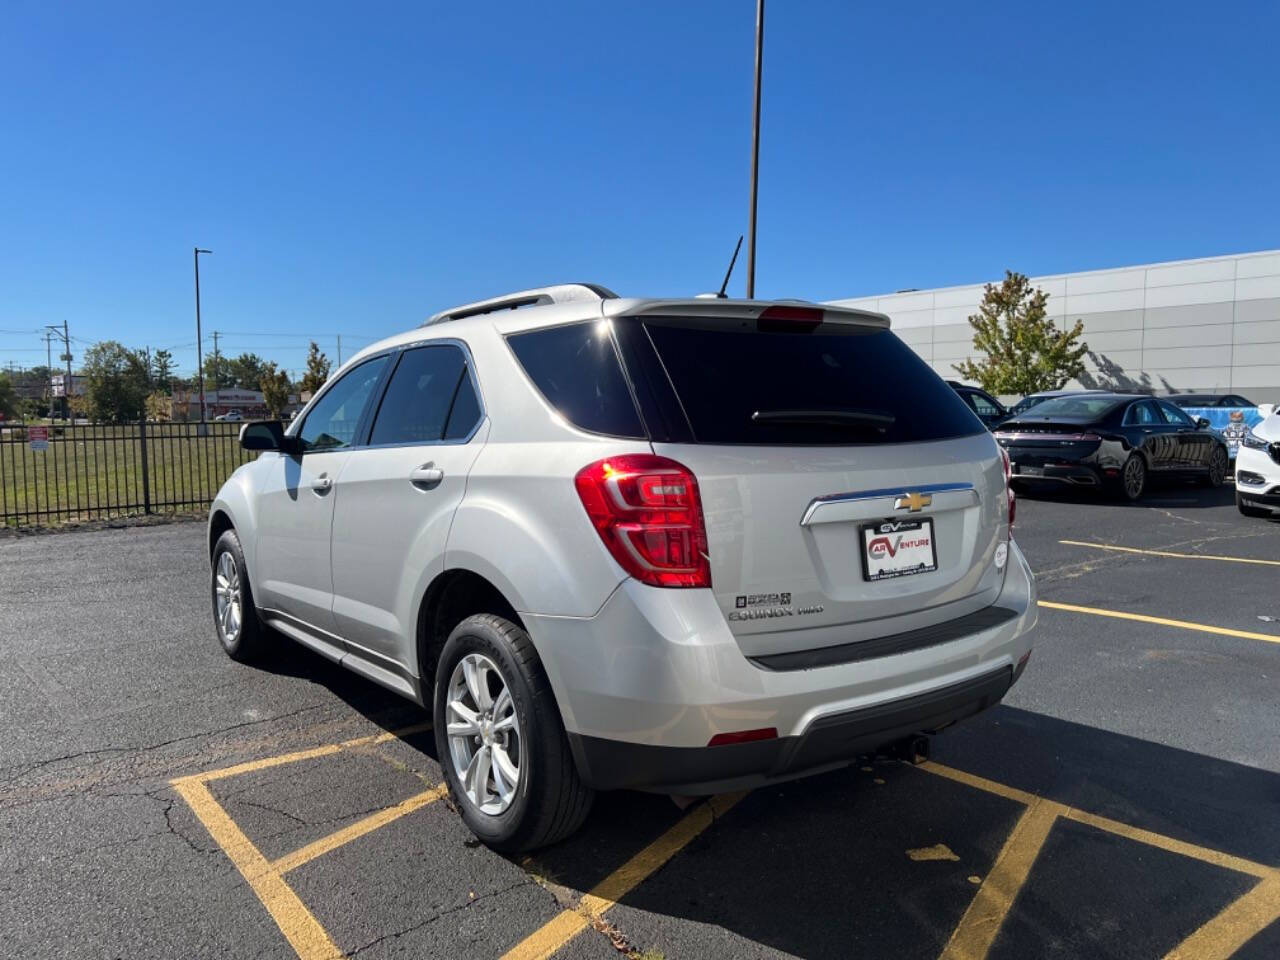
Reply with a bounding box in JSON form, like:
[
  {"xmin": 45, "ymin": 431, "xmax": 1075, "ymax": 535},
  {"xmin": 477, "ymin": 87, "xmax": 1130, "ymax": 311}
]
[{"xmin": 208, "ymin": 284, "xmax": 1037, "ymax": 851}]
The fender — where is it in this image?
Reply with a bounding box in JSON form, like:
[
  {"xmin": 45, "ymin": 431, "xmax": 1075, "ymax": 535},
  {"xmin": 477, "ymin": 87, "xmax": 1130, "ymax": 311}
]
[{"xmin": 208, "ymin": 457, "xmax": 267, "ymax": 584}]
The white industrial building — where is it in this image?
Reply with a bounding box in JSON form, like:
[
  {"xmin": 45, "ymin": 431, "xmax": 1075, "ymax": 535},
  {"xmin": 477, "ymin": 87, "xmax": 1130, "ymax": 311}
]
[{"xmin": 829, "ymin": 249, "xmax": 1280, "ymax": 402}]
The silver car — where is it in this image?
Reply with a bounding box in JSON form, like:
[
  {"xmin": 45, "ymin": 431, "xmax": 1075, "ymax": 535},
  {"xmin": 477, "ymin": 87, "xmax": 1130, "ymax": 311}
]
[{"xmin": 208, "ymin": 284, "xmax": 1037, "ymax": 851}]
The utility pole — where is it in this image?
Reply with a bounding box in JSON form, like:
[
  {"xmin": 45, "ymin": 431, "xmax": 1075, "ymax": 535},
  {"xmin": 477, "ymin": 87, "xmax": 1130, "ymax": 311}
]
[
  {"xmin": 212, "ymin": 331, "xmax": 221, "ymax": 393},
  {"xmin": 194, "ymin": 247, "xmax": 212, "ymax": 427},
  {"xmin": 746, "ymin": 0, "xmax": 765, "ymax": 299},
  {"xmin": 44, "ymin": 331, "xmax": 53, "ymax": 418},
  {"xmin": 46, "ymin": 323, "xmax": 72, "ymax": 420},
  {"xmin": 337, "ymin": 335, "xmax": 342, "ymax": 367}
]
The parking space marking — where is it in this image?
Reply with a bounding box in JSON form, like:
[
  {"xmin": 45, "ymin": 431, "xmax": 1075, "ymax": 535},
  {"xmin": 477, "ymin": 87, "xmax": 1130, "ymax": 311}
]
[
  {"xmin": 272, "ymin": 783, "xmax": 449, "ymax": 875},
  {"xmin": 1164, "ymin": 878, "xmax": 1280, "ymax": 960},
  {"xmin": 172, "ymin": 776, "xmax": 343, "ymax": 960},
  {"xmin": 170, "ymin": 721, "xmax": 436, "ymax": 960},
  {"xmin": 939, "ymin": 798, "xmax": 1060, "ymax": 960},
  {"xmin": 1039, "ymin": 600, "xmax": 1280, "ymax": 646},
  {"xmin": 1059, "ymin": 539, "xmax": 1280, "ymax": 567},
  {"xmin": 501, "ymin": 792, "xmax": 745, "ymax": 960}
]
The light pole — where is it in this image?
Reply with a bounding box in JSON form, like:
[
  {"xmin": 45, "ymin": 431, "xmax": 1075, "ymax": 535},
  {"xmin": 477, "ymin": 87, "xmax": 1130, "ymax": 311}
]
[
  {"xmin": 746, "ymin": 0, "xmax": 764, "ymax": 299},
  {"xmin": 194, "ymin": 247, "xmax": 212, "ymax": 426}
]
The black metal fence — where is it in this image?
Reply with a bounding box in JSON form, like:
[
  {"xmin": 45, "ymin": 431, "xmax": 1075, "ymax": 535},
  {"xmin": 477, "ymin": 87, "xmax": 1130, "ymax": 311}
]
[{"xmin": 0, "ymin": 420, "xmax": 265, "ymax": 526}]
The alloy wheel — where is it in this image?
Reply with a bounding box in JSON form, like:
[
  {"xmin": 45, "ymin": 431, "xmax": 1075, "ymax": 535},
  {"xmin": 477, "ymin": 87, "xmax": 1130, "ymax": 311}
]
[
  {"xmin": 214, "ymin": 551, "xmax": 242, "ymax": 643},
  {"xmin": 1209, "ymin": 448, "xmax": 1227, "ymax": 486},
  {"xmin": 1123, "ymin": 456, "xmax": 1145, "ymax": 499},
  {"xmin": 446, "ymin": 653, "xmax": 522, "ymax": 816}
]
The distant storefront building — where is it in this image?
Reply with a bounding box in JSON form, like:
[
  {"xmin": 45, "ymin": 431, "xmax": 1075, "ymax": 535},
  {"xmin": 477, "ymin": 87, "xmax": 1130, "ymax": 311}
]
[
  {"xmin": 173, "ymin": 388, "xmax": 268, "ymax": 421},
  {"xmin": 51, "ymin": 373, "xmax": 87, "ymax": 398},
  {"xmin": 828, "ymin": 249, "xmax": 1280, "ymax": 402}
]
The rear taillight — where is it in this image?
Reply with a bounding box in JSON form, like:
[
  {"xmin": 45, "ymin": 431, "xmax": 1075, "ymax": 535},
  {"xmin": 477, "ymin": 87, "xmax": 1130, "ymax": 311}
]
[
  {"xmin": 1000, "ymin": 446, "xmax": 1016, "ymax": 534},
  {"xmin": 574, "ymin": 455, "xmax": 711, "ymax": 588}
]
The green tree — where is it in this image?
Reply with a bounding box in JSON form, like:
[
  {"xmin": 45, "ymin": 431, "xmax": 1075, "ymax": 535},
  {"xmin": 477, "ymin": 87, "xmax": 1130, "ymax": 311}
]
[
  {"xmin": 953, "ymin": 271, "xmax": 1088, "ymax": 395},
  {"xmin": 259, "ymin": 362, "xmax": 292, "ymax": 419},
  {"xmin": 81, "ymin": 341, "xmax": 151, "ymax": 423},
  {"xmin": 299, "ymin": 341, "xmax": 331, "ymax": 396},
  {"xmin": 0, "ymin": 372, "xmax": 17, "ymax": 421},
  {"xmin": 227, "ymin": 352, "xmax": 269, "ymax": 391},
  {"xmin": 151, "ymin": 349, "xmax": 175, "ymax": 393},
  {"xmin": 202, "ymin": 352, "xmax": 233, "ymax": 391},
  {"xmin": 145, "ymin": 389, "xmax": 172, "ymax": 422}
]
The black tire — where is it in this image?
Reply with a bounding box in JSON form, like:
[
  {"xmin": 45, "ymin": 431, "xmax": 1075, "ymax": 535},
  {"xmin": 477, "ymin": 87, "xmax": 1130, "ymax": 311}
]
[
  {"xmin": 1201, "ymin": 446, "xmax": 1228, "ymax": 487},
  {"xmin": 1236, "ymin": 492, "xmax": 1272, "ymax": 518},
  {"xmin": 433, "ymin": 614, "xmax": 593, "ymax": 852},
  {"xmin": 1118, "ymin": 454, "xmax": 1146, "ymax": 501},
  {"xmin": 211, "ymin": 529, "xmax": 268, "ymax": 662}
]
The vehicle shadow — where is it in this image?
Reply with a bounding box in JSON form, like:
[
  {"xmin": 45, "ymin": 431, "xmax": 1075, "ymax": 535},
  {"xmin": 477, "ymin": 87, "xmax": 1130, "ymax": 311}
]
[
  {"xmin": 1017, "ymin": 478, "xmax": 1239, "ymax": 510},
  {"xmin": 247, "ymin": 630, "xmax": 1280, "ymax": 959}
]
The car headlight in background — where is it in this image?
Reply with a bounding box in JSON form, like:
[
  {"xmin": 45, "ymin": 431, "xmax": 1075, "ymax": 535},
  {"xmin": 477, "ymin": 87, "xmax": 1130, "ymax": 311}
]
[{"xmin": 1239, "ymin": 430, "xmax": 1269, "ymax": 450}]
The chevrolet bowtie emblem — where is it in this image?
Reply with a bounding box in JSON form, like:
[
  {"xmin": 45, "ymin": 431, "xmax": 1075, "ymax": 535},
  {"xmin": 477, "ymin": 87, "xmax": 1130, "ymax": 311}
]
[{"xmin": 894, "ymin": 491, "xmax": 932, "ymax": 512}]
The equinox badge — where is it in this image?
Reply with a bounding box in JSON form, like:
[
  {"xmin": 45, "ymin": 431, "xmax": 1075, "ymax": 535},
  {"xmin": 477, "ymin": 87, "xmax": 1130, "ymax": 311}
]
[{"xmin": 894, "ymin": 491, "xmax": 932, "ymax": 513}]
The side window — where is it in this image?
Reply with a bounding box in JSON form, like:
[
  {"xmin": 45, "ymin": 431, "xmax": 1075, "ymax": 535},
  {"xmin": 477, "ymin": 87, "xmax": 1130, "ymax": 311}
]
[
  {"xmin": 444, "ymin": 370, "xmax": 482, "ymax": 440},
  {"xmin": 368, "ymin": 345, "xmax": 471, "ymax": 445},
  {"xmin": 297, "ymin": 356, "xmax": 389, "ymax": 452},
  {"xmin": 1157, "ymin": 400, "xmax": 1193, "ymax": 427},
  {"xmin": 969, "ymin": 392, "xmax": 1000, "ymax": 417},
  {"xmin": 1124, "ymin": 401, "xmax": 1160, "ymax": 426},
  {"xmin": 1226, "ymin": 395, "xmax": 1249, "ymax": 407}
]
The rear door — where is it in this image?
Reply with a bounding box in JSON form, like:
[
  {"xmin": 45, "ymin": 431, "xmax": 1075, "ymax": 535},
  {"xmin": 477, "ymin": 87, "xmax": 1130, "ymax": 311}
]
[
  {"xmin": 329, "ymin": 342, "xmax": 488, "ymax": 672},
  {"xmin": 1158, "ymin": 399, "xmax": 1210, "ymax": 468},
  {"xmin": 614, "ymin": 312, "xmax": 1008, "ymax": 660},
  {"xmin": 1124, "ymin": 400, "xmax": 1177, "ymax": 469}
]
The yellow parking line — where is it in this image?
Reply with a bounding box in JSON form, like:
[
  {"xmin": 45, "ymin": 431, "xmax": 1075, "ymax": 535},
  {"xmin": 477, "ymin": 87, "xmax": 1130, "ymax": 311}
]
[
  {"xmin": 939, "ymin": 799, "xmax": 1060, "ymax": 960},
  {"xmin": 1060, "ymin": 539, "xmax": 1280, "ymax": 567},
  {"xmin": 172, "ymin": 777, "xmax": 343, "ymax": 960},
  {"xmin": 501, "ymin": 792, "xmax": 745, "ymax": 960},
  {"xmin": 174, "ymin": 721, "xmax": 433, "ymax": 785},
  {"xmin": 1038, "ymin": 600, "xmax": 1280, "ymax": 646},
  {"xmin": 273, "ymin": 783, "xmax": 449, "ymax": 874},
  {"xmin": 1163, "ymin": 878, "xmax": 1280, "ymax": 960},
  {"xmin": 919, "ymin": 761, "xmax": 1039, "ymax": 807}
]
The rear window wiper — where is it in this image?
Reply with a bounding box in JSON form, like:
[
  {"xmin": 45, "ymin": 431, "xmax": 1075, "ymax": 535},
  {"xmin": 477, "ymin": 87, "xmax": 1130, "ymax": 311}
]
[{"xmin": 751, "ymin": 409, "xmax": 896, "ymax": 430}]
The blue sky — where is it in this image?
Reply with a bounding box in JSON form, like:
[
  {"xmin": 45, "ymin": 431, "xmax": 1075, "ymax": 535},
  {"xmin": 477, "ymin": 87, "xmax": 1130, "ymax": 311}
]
[{"xmin": 1, "ymin": 1, "xmax": 1277, "ymax": 379}]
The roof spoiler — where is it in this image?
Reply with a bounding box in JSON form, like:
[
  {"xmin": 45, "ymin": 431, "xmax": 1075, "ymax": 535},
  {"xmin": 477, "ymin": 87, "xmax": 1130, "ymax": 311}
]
[{"xmin": 423, "ymin": 283, "xmax": 618, "ymax": 327}]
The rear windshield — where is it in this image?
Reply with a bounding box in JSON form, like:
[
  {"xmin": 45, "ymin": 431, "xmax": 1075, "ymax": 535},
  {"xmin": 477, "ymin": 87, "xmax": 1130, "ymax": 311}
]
[
  {"xmin": 1014, "ymin": 395, "xmax": 1123, "ymax": 419},
  {"xmin": 643, "ymin": 320, "xmax": 982, "ymax": 445}
]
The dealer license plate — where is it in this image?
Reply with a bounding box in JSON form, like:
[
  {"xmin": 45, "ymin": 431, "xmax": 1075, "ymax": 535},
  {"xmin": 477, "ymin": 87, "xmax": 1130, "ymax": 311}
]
[{"xmin": 861, "ymin": 518, "xmax": 938, "ymax": 582}]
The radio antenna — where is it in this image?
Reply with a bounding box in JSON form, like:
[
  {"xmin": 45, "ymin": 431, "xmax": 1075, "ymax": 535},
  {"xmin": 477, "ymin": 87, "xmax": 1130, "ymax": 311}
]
[{"xmin": 717, "ymin": 235, "xmax": 744, "ymax": 299}]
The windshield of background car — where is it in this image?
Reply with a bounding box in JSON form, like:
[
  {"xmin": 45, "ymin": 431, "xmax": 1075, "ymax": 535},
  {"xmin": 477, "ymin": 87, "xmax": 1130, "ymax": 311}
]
[
  {"xmin": 639, "ymin": 320, "xmax": 984, "ymax": 445},
  {"xmin": 1017, "ymin": 395, "xmax": 1123, "ymax": 420}
]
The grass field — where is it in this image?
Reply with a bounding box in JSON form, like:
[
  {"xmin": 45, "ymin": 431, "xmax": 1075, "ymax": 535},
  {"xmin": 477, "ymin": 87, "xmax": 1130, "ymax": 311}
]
[{"xmin": 0, "ymin": 421, "xmax": 256, "ymax": 525}]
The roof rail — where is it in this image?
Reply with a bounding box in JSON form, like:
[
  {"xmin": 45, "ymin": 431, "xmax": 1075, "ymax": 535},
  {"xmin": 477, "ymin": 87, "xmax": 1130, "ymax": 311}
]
[{"xmin": 422, "ymin": 283, "xmax": 618, "ymax": 327}]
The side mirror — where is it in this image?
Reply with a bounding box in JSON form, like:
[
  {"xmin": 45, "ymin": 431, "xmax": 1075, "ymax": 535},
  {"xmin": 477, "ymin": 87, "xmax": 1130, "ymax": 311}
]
[
  {"xmin": 1195, "ymin": 417, "xmax": 1210, "ymax": 429},
  {"xmin": 240, "ymin": 420, "xmax": 297, "ymax": 453}
]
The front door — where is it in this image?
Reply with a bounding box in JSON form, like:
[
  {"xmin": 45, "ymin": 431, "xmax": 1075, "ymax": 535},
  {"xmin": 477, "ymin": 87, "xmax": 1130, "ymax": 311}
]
[
  {"xmin": 330, "ymin": 343, "xmax": 488, "ymax": 671},
  {"xmin": 253, "ymin": 355, "xmax": 390, "ymax": 635},
  {"xmin": 1157, "ymin": 399, "xmax": 1211, "ymax": 468},
  {"xmin": 1125, "ymin": 400, "xmax": 1177, "ymax": 469}
]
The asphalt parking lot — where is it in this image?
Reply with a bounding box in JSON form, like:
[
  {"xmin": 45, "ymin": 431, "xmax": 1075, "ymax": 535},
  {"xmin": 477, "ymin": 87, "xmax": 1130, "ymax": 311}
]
[{"xmin": 2, "ymin": 480, "xmax": 1278, "ymax": 960}]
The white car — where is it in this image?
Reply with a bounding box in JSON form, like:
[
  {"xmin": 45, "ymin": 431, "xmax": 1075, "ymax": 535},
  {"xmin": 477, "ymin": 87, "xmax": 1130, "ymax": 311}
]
[
  {"xmin": 215, "ymin": 410, "xmax": 243, "ymax": 422},
  {"xmin": 208, "ymin": 284, "xmax": 1037, "ymax": 851},
  {"xmin": 1234, "ymin": 404, "xmax": 1280, "ymax": 516}
]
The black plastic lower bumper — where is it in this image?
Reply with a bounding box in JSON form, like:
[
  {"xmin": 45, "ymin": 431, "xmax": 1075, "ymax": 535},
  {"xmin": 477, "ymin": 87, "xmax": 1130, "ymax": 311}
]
[{"xmin": 567, "ymin": 666, "xmax": 1014, "ymax": 794}]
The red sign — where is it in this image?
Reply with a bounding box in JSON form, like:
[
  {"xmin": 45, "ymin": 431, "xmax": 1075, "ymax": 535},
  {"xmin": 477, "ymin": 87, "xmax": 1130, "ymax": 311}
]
[{"xmin": 29, "ymin": 426, "xmax": 49, "ymax": 451}]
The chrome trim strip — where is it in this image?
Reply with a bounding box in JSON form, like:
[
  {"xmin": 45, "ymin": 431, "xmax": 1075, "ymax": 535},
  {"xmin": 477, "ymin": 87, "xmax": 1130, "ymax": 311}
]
[{"xmin": 799, "ymin": 481, "xmax": 976, "ymax": 527}]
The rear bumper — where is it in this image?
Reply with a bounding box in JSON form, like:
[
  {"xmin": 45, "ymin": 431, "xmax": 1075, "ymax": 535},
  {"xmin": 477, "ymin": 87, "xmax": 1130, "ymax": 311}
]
[
  {"xmin": 568, "ymin": 664, "xmax": 1017, "ymax": 793},
  {"xmin": 525, "ymin": 540, "xmax": 1037, "ymax": 792}
]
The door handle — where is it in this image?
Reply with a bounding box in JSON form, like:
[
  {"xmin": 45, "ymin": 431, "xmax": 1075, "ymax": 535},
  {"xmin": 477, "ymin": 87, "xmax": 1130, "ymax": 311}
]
[
  {"xmin": 311, "ymin": 474, "xmax": 333, "ymax": 493},
  {"xmin": 409, "ymin": 464, "xmax": 444, "ymax": 486}
]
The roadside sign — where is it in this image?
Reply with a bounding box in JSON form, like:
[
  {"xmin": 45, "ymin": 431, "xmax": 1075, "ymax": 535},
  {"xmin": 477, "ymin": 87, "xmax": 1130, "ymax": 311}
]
[{"xmin": 29, "ymin": 426, "xmax": 49, "ymax": 452}]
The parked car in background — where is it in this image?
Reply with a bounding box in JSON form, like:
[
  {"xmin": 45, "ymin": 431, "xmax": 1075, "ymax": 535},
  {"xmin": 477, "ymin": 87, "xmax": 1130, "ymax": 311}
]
[
  {"xmin": 946, "ymin": 381, "xmax": 1008, "ymax": 429},
  {"xmin": 994, "ymin": 393, "xmax": 1230, "ymax": 500},
  {"xmin": 1005, "ymin": 389, "xmax": 1107, "ymax": 419},
  {"xmin": 1233, "ymin": 406, "xmax": 1280, "ymax": 517},
  {"xmin": 215, "ymin": 410, "xmax": 244, "ymax": 422},
  {"xmin": 208, "ymin": 284, "xmax": 1036, "ymax": 851},
  {"xmin": 1169, "ymin": 393, "xmax": 1255, "ymax": 408}
]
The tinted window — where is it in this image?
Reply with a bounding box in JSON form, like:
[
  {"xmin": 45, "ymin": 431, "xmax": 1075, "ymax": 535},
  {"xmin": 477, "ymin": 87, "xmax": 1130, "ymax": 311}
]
[
  {"xmin": 444, "ymin": 371, "xmax": 482, "ymax": 440},
  {"xmin": 1226, "ymin": 395, "xmax": 1252, "ymax": 407},
  {"xmin": 369, "ymin": 345, "xmax": 468, "ymax": 445},
  {"xmin": 298, "ymin": 356, "xmax": 389, "ymax": 452},
  {"xmin": 507, "ymin": 322, "xmax": 644, "ymax": 438},
  {"xmin": 1020, "ymin": 396, "xmax": 1122, "ymax": 419},
  {"xmin": 642, "ymin": 321, "xmax": 983, "ymax": 445},
  {"xmin": 1157, "ymin": 400, "xmax": 1194, "ymax": 427},
  {"xmin": 1124, "ymin": 400, "xmax": 1162, "ymax": 426}
]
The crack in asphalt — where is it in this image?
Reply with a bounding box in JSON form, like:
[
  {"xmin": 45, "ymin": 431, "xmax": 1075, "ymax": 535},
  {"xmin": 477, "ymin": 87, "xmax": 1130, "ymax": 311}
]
[{"xmin": 345, "ymin": 878, "xmax": 538, "ymax": 956}]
